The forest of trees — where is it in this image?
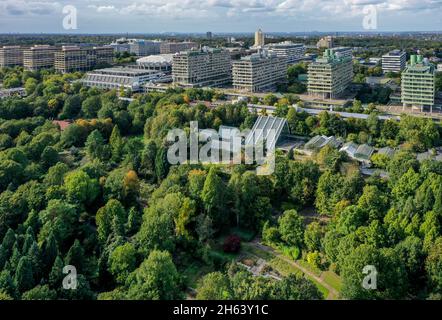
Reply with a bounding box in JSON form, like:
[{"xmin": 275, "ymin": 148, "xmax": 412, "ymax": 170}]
[{"xmin": 0, "ymin": 66, "xmax": 442, "ymax": 300}]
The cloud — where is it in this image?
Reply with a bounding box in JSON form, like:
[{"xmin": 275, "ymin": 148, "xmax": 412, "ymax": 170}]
[{"xmin": 0, "ymin": 0, "xmax": 440, "ymax": 31}]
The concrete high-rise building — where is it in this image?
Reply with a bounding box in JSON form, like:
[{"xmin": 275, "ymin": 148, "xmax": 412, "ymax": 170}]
[
  {"xmin": 330, "ymin": 47, "xmax": 352, "ymax": 60},
  {"xmin": 265, "ymin": 41, "xmax": 306, "ymax": 64},
  {"xmin": 254, "ymin": 29, "xmax": 265, "ymax": 47},
  {"xmin": 307, "ymin": 49, "xmax": 353, "ymax": 99},
  {"xmin": 109, "ymin": 38, "xmax": 162, "ymax": 56},
  {"xmin": 0, "ymin": 46, "xmax": 24, "ymax": 68},
  {"xmin": 172, "ymin": 47, "xmax": 231, "ymax": 88},
  {"xmin": 382, "ymin": 50, "xmax": 406, "ymax": 73},
  {"xmin": 206, "ymin": 32, "xmax": 213, "ymax": 40},
  {"xmin": 23, "ymin": 45, "xmax": 57, "ymax": 71},
  {"xmin": 317, "ymin": 36, "xmax": 334, "ymax": 49},
  {"xmin": 55, "ymin": 46, "xmax": 113, "ymax": 73},
  {"xmin": 438, "ymin": 64, "xmax": 442, "ymax": 73},
  {"xmin": 401, "ymin": 55, "xmax": 436, "ymax": 111},
  {"xmin": 232, "ymin": 50, "xmax": 287, "ymax": 92},
  {"xmin": 129, "ymin": 40, "xmax": 162, "ymax": 56},
  {"xmin": 160, "ymin": 42, "xmax": 197, "ymax": 54}
]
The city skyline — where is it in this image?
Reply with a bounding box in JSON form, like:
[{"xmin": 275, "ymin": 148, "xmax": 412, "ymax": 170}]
[{"xmin": 0, "ymin": 0, "xmax": 441, "ymax": 33}]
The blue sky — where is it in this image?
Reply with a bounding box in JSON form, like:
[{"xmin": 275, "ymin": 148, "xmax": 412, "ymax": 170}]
[{"xmin": 0, "ymin": 0, "xmax": 441, "ymax": 33}]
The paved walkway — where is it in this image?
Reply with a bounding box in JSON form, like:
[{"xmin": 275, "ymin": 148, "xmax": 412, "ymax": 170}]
[{"xmin": 250, "ymin": 241, "xmax": 340, "ymax": 300}]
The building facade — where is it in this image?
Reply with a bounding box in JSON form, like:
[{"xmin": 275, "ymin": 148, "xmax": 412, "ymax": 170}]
[
  {"xmin": 136, "ymin": 54, "xmax": 173, "ymax": 72},
  {"xmin": 23, "ymin": 45, "xmax": 57, "ymax": 71},
  {"xmin": 382, "ymin": 50, "xmax": 406, "ymax": 73},
  {"xmin": 254, "ymin": 29, "xmax": 265, "ymax": 47},
  {"xmin": 160, "ymin": 42, "xmax": 197, "ymax": 54},
  {"xmin": 109, "ymin": 38, "xmax": 162, "ymax": 56},
  {"xmin": 55, "ymin": 46, "xmax": 113, "ymax": 73},
  {"xmin": 265, "ymin": 41, "xmax": 305, "ymax": 64},
  {"xmin": 129, "ymin": 40, "xmax": 162, "ymax": 56},
  {"xmin": 316, "ymin": 36, "xmax": 334, "ymax": 49},
  {"xmin": 83, "ymin": 67, "xmax": 171, "ymax": 92},
  {"xmin": 401, "ymin": 55, "xmax": 436, "ymax": 111},
  {"xmin": 172, "ymin": 47, "xmax": 231, "ymax": 88},
  {"xmin": 0, "ymin": 46, "xmax": 24, "ymax": 68},
  {"xmin": 307, "ymin": 49, "xmax": 353, "ymax": 99},
  {"xmin": 330, "ymin": 47, "xmax": 353, "ymax": 60},
  {"xmin": 232, "ymin": 51, "xmax": 287, "ymax": 93}
]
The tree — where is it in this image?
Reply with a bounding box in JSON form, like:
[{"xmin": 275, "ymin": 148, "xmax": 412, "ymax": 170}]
[
  {"xmin": 60, "ymin": 95, "xmax": 81, "ymax": 119},
  {"xmin": 85, "ymin": 130, "xmax": 110, "ymax": 161},
  {"xmin": 41, "ymin": 146, "xmax": 59, "ymax": 169},
  {"xmin": 425, "ymin": 237, "xmax": 442, "ymax": 293},
  {"xmin": 304, "ymin": 222, "xmax": 323, "ymax": 252},
  {"xmin": 109, "ymin": 242, "xmax": 137, "ymax": 284},
  {"xmin": 123, "ymin": 170, "xmax": 139, "ymax": 203},
  {"xmin": 341, "ymin": 244, "xmax": 408, "ymax": 299},
  {"xmin": 278, "ymin": 210, "xmax": 304, "ymax": 247},
  {"xmin": 196, "ymin": 272, "xmax": 232, "ymax": 300},
  {"xmin": 65, "ymin": 239, "xmax": 85, "ymax": 274},
  {"xmin": 272, "ymin": 274, "xmax": 323, "ymax": 300},
  {"xmin": 15, "ymin": 256, "xmax": 34, "ymax": 293},
  {"xmin": 22, "ymin": 285, "xmax": 57, "ymax": 300},
  {"xmin": 63, "ymin": 170, "xmax": 99, "ymax": 205},
  {"xmin": 155, "ymin": 146, "xmax": 169, "ymax": 181},
  {"xmin": 81, "ymin": 95, "xmax": 101, "ymax": 118},
  {"xmin": 109, "ymin": 126, "xmax": 124, "ymax": 162},
  {"xmin": 201, "ymin": 167, "xmax": 225, "ymax": 227},
  {"xmin": 127, "ymin": 250, "xmax": 182, "ymax": 300},
  {"xmin": 38, "ymin": 200, "xmax": 78, "ymax": 245},
  {"xmin": 96, "ymin": 199, "xmax": 126, "ymax": 243}
]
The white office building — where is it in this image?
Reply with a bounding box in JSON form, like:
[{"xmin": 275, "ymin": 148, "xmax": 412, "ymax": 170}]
[
  {"xmin": 172, "ymin": 47, "xmax": 231, "ymax": 88},
  {"xmin": 330, "ymin": 47, "xmax": 353, "ymax": 60},
  {"xmin": 136, "ymin": 54, "xmax": 174, "ymax": 72},
  {"xmin": 82, "ymin": 67, "xmax": 171, "ymax": 92},
  {"xmin": 110, "ymin": 38, "xmax": 162, "ymax": 56},
  {"xmin": 265, "ymin": 41, "xmax": 306, "ymax": 64},
  {"xmin": 232, "ymin": 50, "xmax": 287, "ymax": 92},
  {"xmin": 382, "ymin": 50, "xmax": 406, "ymax": 73}
]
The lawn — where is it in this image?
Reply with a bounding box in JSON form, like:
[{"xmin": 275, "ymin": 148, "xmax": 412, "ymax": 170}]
[{"xmin": 322, "ymin": 271, "xmax": 343, "ymax": 293}]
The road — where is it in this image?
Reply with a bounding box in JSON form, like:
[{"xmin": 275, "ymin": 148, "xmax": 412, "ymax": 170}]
[{"xmin": 250, "ymin": 241, "xmax": 340, "ymax": 300}]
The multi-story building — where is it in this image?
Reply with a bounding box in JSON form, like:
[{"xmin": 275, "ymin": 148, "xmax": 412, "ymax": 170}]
[
  {"xmin": 55, "ymin": 46, "xmax": 113, "ymax": 73},
  {"xmin": 109, "ymin": 38, "xmax": 131, "ymax": 53},
  {"xmin": 307, "ymin": 49, "xmax": 353, "ymax": 99},
  {"xmin": 129, "ymin": 40, "xmax": 162, "ymax": 56},
  {"xmin": 136, "ymin": 54, "xmax": 174, "ymax": 73},
  {"xmin": 23, "ymin": 45, "xmax": 57, "ymax": 71},
  {"xmin": 232, "ymin": 50, "xmax": 287, "ymax": 93},
  {"xmin": 317, "ymin": 36, "xmax": 334, "ymax": 49},
  {"xmin": 254, "ymin": 29, "xmax": 265, "ymax": 47},
  {"xmin": 160, "ymin": 42, "xmax": 197, "ymax": 54},
  {"xmin": 330, "ymin": 47, "xmax": 353, "ymax": 60},
  {"xmin": 382, "ymin": 50, "xmax": 406, "ymax": 73},
  {"xmin": 172, "ymin": 47, "xmax": 231, "ymax": 88},
  {"xmin": 109, "ymin": 38, "xmax": 162, "ymax": 56},
  {"xmin": 82, "ymin": 67, "xmax": 171, "ymax": 92},
  {"xmin": 265, "ymin": 41, "xmax": 305, "ymax": 64},
  {"xmin": 206, "ymin": 32, "xmax": 213, "ymax": 40},
  {"xmin": 0, "ymin": 46, "xmax": 24, "ymax": 68},
  {"xmin": 437, "ymin": 64, "xmax": 442, "ymax": 73},
  {"xmin": 401, "ymin": 55, "xmax": 436, "ymax": 111}
]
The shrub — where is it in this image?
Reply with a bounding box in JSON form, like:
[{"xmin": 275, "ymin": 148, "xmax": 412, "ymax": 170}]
[{"xmin": 223, "ymin": 234, "xmax": 241, "ymax": 253}]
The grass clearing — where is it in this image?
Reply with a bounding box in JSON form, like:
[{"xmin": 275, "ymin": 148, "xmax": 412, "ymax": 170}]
[{"xmin": 322, "ymin": 271, "xmax": 343, "ymax": 293}]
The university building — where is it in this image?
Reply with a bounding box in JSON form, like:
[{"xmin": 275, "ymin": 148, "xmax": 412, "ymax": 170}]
[
  {"xmin": 232, "ymin": 50, "xmax": 287, "ymax": 92},
  {"xmin": 401, "ymin": 55, "xmax": 436, "ymax": 111},
  {"xmin": 172, "ymin": 47, "xmax": 231, "ymax": 88},
  {"xmin": 23, "ymin": 45, "xmax": 57, "ymax": 71},
  {"xmin": 307, "ymin": 49, "xmax": 353, "ymax": 99}
]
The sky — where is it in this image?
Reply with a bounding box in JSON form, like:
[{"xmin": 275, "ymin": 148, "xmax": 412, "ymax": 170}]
[{"xmin": 0, "ymin": 0, "xmax": 441, "ymax": 33}]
